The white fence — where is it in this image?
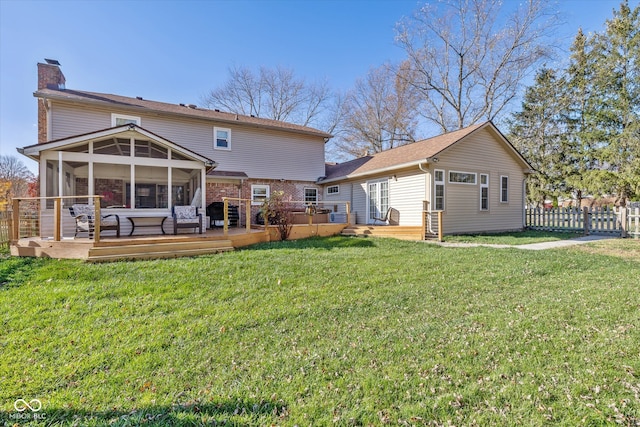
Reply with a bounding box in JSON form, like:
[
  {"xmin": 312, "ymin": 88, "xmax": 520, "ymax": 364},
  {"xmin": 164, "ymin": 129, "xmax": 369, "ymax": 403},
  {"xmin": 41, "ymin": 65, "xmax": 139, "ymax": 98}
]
[{"xmin": 526, "ymin": 206, "xmax": 632, "ymax": 237}]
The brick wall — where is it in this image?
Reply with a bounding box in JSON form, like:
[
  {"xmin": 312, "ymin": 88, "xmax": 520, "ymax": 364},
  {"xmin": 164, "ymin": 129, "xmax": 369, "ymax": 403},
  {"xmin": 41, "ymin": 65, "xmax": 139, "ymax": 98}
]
[{"xmin": 37, "ymin": 63, "xmax": 66, "ymax": 144}]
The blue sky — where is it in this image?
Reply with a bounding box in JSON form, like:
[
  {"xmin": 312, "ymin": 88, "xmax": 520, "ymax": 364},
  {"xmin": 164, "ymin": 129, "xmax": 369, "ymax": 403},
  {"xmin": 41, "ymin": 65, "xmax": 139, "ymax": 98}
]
[{"xmin": 0, "ymin": 0, "xmax": 635, "ymax": 173}]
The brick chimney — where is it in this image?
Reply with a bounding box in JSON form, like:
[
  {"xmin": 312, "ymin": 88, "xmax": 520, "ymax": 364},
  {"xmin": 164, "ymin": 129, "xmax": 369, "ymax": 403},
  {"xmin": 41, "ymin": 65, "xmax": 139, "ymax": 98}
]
[
  {"xmin": 37, "ymin": 59, "xmax": 65, "ymax": 143},
  {"xmin": 37, "ymin": 59, "xmax": 65, "ymax": 90}
]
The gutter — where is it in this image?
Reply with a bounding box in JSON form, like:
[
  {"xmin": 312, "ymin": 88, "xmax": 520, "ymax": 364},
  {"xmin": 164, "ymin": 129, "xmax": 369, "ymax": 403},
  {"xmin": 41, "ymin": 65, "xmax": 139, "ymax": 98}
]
[{"xmin": 321, "ymin": 158, "xmax": 434, "ymax": 184}]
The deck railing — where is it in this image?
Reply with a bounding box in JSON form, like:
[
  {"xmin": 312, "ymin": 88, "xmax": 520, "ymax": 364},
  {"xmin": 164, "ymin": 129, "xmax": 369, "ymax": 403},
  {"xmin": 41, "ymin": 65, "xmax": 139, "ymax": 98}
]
[{"xmin": 12, "ymin": 195, "xmax": 104, "ymax": 242}]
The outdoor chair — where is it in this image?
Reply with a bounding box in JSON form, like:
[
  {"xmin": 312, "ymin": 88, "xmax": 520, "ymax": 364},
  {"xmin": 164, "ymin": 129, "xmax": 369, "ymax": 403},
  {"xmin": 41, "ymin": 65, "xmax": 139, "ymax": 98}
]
[
  {"xmin": 69, "ymin": 204, "xmax": 120, "ymax": 238},
  {"xmin": 172, "ymin": 205, "xmax": 203, "ymax": 235},
  {"xmin": 372, "ymin": 207, "xmax": 392, "ymax": 225}
]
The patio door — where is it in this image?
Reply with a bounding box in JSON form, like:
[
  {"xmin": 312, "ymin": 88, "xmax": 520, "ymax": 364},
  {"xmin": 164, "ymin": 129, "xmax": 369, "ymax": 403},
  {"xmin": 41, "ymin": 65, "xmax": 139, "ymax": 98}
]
[{"xmin": 367, "ymin": 179, "xmax": 389, "ymax": 224}]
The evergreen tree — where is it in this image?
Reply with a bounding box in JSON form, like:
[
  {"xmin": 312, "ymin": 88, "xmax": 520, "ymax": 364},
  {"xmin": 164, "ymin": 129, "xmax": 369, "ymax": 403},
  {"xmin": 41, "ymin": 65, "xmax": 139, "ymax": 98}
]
[
  {"xmin": 589, "ymin": 1, "xmax": 640, "ymax": 204},
  {"xmin": 508, "ymin": 68, "xmax": 568, "ymax": 205}
]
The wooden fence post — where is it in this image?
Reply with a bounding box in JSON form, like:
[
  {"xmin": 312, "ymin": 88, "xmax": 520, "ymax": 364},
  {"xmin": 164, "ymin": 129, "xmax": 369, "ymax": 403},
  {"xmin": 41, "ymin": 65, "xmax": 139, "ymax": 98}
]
[
  {"xmin": 619, "ymin": 207, "xmax": 627, "ymax": 238},
  {"xmin": 346, "ymin": 202, "xmax": 351, "ymax": 225},
  {"xmin": 582, "ymin": 206, "xmax": 590, "ymax": 236},
  {"xmin": 246, "ymin": 199, "xmax": 251, "ymax": 233},
  {"xmin": 437, "ymin": 211, "xmax": 444, "ymax": 242},
  {"xmin": 12, "ymin": 199, "xmax": 20, "ymax": 241},
  {"xmin": 223, "ymin": 198, "xmax": 229, "ymax": 237}
]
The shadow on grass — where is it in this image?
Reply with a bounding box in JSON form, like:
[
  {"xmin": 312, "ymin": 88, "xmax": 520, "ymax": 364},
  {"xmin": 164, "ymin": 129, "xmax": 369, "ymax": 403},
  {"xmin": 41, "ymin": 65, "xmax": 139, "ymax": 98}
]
[
  {"xmin": 0, "ymin": 255, "xmax": 43, "ymax": 288},
  {"xmin": 1, "ymin": 399, "xmax": 287, "ymax": 426},
  {"xmin": 243, "ymin": 235, "xmax": 376, "ymax": 251}
]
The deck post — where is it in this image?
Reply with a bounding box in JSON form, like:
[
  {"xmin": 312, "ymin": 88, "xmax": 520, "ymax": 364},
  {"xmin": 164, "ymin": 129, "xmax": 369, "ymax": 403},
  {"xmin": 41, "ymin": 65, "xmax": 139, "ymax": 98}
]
[
  {"xmin": 437, "ymin": 211, "xmax": 444, "ymax": 242},
  {"xmin": 245, "ymin": 199, "xmax": 251, "ymax": 233},
  {"xmin": 12, "ymin": 198, "xmax": 20, "ymax": 241},
  {"xmin": 223, "ymin": 198, "xmax": 229, "ymax": 237},
  {"xmin": 346, "ymin": 202, "xmax": 351, "ymax": 225},
  {"xmin": 94, "ymin": 196, "xmax": 101, "ymax": 243},
  {"xmin": 53, "ymin": 197, "xmax": 61, "ymax": 241}
]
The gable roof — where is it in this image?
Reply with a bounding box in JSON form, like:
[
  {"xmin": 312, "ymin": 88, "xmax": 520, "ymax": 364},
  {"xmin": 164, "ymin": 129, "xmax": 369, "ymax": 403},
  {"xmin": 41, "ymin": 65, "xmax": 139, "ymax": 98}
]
[
  {"xmin": 20, "ymin": 123, "xmax": 216, "ymax": 166},
  {"xmin": 322, "ymin": 122, "xmax": 531, "ymax": 183},
  {"xmin": 34, "ymin": 88, "xmax": 333, "ymax": 139}
]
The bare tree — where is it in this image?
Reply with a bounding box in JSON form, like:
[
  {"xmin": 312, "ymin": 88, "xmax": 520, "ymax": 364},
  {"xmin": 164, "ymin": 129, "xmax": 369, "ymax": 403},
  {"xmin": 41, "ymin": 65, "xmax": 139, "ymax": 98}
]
[
  {"xmin": 0, "ymin": 155, "xmax": 35, "ymax": 207},
  {"xmin": 202, "ymin": 65, "xmax": 336, "ymax": 129},
  {"xmin": 395, "ymin": 0, "xmax": 559, "ymax": 133},
  {"xmin": 336, "ymin": 63, "xmax": 420, "ymax": 157}
]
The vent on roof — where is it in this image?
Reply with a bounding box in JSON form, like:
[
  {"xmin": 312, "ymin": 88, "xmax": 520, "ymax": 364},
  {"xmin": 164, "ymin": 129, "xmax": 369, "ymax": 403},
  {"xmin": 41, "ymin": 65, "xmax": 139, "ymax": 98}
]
[
  {"xmin": 179, "ymin": 103, "xmax": 185, "ymax": 107},
  {"xmin": 188, "ymin": 104, "xmax": 197, "ymax": 109},
  {"xmin": 214, "ymin": 109, "xmax": 220, "ymax": 112},
  {"xmin": 136, "ymin": 96, "xmax": 143, "ymax": 100},
  {"xmin": 45, "ymin": 58, "xmax": 61, "ymax": 66},
  {"xmin": 250, "ymin": 115, "xmax": 255, "ymax": 117}
]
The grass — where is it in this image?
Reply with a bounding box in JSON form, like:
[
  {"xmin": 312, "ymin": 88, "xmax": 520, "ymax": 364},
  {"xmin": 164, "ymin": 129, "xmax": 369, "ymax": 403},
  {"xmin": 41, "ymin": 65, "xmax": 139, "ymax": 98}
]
[
  {"xmin": 443, "ymin": 230, "xmax": 584, "ymax": 245},
  {"xmin": 1, "ymin": 236, "xmax": 639, "ymax": 426}
]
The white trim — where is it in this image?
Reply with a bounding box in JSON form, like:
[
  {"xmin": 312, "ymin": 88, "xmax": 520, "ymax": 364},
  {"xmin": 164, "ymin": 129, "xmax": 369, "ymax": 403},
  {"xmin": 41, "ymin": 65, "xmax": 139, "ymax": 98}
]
[
  {"xmin": 500, "ymin": 175, "xmax": 509, "ymax": 203},
  {"xmin": 326, "ymin": 185, "xmax": 339, "ymax": 195},
  {"xmin": 251, "ymin": 184, "xmax": 270, "ymax": 205},
  {"xmin": 448, "ymin": 170, "xmax": 477, "ymax": 185},
  {"xmin": 214, "ymin": 127, "xmax": 231, "ymax": 151},
  {"xmin": 480, "ymin": 173, "xmax": 489, "ymax": 211},
  {"xmin": 433, "ymin": 169, "xmax": 445, "ymax": 211},
  {"xmin": 304, "ymin": 187, "xmax": 318, "ymax": 204},
  {"xmin": 111, "ymin": 113, "xmax": 141, "ymax": 127}
]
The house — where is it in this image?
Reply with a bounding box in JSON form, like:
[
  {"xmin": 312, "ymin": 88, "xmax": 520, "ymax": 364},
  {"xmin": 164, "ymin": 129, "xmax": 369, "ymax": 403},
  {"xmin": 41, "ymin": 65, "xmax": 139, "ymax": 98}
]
[
  {"xmin": 321, "ymin": 122, "xmax": 533, "ymax": 235},
  {"xmin": 18, "ymin": 60, "xmax": 531, "ymax": 243},
  {"xmin": 20, "ymin": 60, "xmax": 331, "ymax": 237}
]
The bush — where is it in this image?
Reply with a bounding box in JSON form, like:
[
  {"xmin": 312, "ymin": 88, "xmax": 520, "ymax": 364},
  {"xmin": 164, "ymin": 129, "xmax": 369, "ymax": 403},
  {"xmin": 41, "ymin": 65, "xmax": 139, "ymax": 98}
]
[{"xmin": 260, "ymin": 191, "xmax": 294, "ymax": 240}]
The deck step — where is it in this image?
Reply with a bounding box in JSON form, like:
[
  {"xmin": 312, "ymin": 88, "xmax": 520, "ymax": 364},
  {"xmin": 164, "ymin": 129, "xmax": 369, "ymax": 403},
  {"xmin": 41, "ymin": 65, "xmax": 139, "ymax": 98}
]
[
  {"xmin": 341, "ymin": 226, "xmax": 424, "ymax": 241},
  {"xmin": 87, "ymin": 239, "xmax": 234, "ymax": 262}
]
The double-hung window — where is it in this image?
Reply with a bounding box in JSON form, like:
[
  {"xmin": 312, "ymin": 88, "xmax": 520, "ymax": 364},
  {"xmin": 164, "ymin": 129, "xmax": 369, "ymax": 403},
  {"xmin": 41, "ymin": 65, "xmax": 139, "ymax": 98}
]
[
  {"xmin": 214, "ymin": 127, "xmax": 231, "ymax": 150},
  {"xmin": 251, "ymin": 184, "xmax": 269, "ymax": 205},
  {"xmin": 500, "ymin": 176, "xmax": 509, "ymax": 203},
  {"xmin": 480, "ymin": 174, "xmax": 489, "ymax": 211},
  {"xmin": 304, "ymin": 188, "xmax": 318, "ymax": 205},
  {"xmin": 434, "ymin": 169, "xmax": 445, "ymax": 211}
]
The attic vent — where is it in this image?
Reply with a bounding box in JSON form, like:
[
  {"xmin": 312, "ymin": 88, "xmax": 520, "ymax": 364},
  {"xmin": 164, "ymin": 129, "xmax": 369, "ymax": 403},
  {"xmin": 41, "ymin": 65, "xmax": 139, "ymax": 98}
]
[
  {"xmin": 188, "ymin": 104, "xmax": 197, "ymax": 109},
  {"xmin": 136, "ymin": 96, "xmax": 143, "ymax": 100}
]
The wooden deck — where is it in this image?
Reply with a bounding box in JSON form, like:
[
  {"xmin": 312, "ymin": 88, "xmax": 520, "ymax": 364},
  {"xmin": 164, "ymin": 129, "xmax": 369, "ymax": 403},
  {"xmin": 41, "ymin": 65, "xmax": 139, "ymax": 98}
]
[
  {"xmin": 10, "ymin": 223, "xmax": 348, "ymax": 261},
  {"xmin": 341, "ymin": 225, "xmax": 426, "ymax": 241}
]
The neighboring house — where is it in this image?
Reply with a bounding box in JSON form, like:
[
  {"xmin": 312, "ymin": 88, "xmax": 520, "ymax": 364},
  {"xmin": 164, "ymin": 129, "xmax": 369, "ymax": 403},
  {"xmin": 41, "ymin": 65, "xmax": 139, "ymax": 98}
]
[
  {"xmin": 321, "ymin": 122, "xmax": 533, "ymax": 234},
  {"xmin": 20, "ymin": 61, "xmax": 330, "ymax": 234}
]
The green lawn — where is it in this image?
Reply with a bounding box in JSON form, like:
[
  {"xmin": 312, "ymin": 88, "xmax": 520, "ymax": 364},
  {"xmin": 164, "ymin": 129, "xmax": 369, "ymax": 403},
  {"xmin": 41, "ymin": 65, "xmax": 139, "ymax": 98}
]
[{"xmin": 1, "ymin": 236, "xmax": 639, "ymax": 426}]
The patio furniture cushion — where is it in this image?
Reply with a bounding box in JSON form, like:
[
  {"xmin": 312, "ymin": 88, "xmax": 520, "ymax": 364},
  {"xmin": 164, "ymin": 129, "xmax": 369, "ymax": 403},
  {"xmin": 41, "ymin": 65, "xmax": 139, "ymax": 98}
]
[
  {"xmin": 69, "ymin": 204, "xmax": 120, "ymax": 238},
  {"xmin": 171, "ymin": 205, "xmax": 203, "ymax": 234}
]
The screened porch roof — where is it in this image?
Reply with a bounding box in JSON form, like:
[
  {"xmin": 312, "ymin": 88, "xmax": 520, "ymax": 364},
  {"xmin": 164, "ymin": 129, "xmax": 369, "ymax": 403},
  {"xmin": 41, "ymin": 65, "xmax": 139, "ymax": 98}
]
[{"xmin": 19, "ymin": 123, "xmax": 217, "ymax": 168}]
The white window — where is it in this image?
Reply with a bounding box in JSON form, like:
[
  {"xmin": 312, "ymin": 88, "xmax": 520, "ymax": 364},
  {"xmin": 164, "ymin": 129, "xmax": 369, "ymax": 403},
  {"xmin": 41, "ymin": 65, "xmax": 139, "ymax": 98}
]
[
  {"xmin": 500, "ymin": 175, "xmax": 509, "ymax": 203},
  {"xmin": 111, "ymin": 113, "xmax": 141, "ymax": 127},
  {"xmin": 214, "ymin": 127, "xmax": 231, "ymax": 150},
  {"xmin": 449, "ymin": 171, "xmax": 477, "ymax": 184},
  {"xmin": 480, "ymin": 174, "xmax": 489, "ymax": 211},
  {"xmin": 304, "ymin": 188, "xmax": 318, "ymax": 204},
  {"xmin": 434, "ymin": 169, "xmax": 445, "ymax": 211},
  {"xmin": 251, "ymin": 184, "xmax": 270, "ymax": 205},
  {"xmin": 326, "ymin": 185, "xmax": 339, "ymax": 195}
]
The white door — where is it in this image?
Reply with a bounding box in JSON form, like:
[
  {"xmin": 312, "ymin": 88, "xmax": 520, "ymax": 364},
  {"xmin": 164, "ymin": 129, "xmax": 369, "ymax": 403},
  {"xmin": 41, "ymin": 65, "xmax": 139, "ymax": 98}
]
[{"xmin": 367, "ymin": 179, "xmax": 389, "ymax": 224}]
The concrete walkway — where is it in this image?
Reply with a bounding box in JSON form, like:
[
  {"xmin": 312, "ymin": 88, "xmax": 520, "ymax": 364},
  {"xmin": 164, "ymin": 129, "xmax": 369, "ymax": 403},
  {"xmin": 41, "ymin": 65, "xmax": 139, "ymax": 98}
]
[{"xmin": 432, "ymin": 235, "xmax": 617, "ymax": 250}]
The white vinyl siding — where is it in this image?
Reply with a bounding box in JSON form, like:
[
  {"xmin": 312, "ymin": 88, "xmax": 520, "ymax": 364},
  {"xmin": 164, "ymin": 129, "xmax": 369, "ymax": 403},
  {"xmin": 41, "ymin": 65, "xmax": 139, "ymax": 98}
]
[
  {"xmin": 49, "ymin": 101, "xmax": 326, "ymax": 182},
  {"xmin": 435, "ymin": 128, "xmax": 525, "ymax": 233}
]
